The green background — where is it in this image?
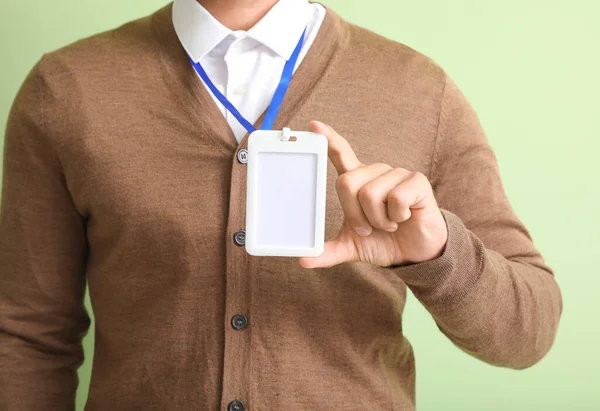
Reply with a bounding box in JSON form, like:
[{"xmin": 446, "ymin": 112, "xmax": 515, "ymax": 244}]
[{"xmin": 1, "ymin": 0, "xmax": 598, "ymax": 410}]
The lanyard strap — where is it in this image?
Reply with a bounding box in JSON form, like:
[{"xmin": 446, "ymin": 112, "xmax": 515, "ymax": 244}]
[{"xmin": 189, "ymin": 27, "xmax": 307, "ymax": 134}]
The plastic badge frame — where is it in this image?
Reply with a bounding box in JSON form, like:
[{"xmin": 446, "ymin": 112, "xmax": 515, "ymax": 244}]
[{"xmin": 245, "ymin": 128, "xmax": 328, "ymax": 257}]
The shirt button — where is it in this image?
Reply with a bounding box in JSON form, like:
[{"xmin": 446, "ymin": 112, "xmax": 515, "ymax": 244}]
[
  {"xmin": 228, "ymin": 399, "xmax": 245, "ymax": 411},
  {"xmin": 231, "ymin": 314, "xmax": 248, "ymax": 330},
  {"xmin": 237, "ymin": 149, "xmax": 248, "ymax": 164},
  {"xmin": 233, "ymin": 230, "xmax": 246, "ymax": 246},
  {"xmin": 233, "ymin": 84, "xmax": 247, "ymax": 95}
]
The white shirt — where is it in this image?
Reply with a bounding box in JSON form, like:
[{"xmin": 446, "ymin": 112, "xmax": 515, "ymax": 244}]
[{"xmin": 172, "ymin": 0, "xmax": 326, "ymax": 142}]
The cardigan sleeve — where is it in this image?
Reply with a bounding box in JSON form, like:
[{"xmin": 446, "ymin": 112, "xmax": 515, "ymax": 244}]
[
  {"xmin": 0, "ymin": 57, "xmax": 90, "ymax": 410},
  {"xmin": 392, "ymin": 72, "xmax": 562, "ymax": 369}
]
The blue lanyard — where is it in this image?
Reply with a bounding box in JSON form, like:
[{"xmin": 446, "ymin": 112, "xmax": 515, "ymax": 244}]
[{"xmin": 189, "ymin": 27, "xmax": 307, "ymax": 134}]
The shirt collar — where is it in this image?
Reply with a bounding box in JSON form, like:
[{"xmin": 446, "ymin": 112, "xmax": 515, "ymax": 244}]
[
  {"xmin": 172, "ymin": 0, "xmax": 311, "ymax": 62},
  {"xmin": 246, "ymin": 0, "xmax": 311, "ymax": 59}
]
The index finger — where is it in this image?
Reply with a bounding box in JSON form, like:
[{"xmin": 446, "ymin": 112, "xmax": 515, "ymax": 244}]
[{"xmin": 308, "ymin": 121, "xmax": 362, "ymax": 174}]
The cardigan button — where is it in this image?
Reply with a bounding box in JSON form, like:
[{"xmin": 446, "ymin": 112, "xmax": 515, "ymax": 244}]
[
  {"xmin": 228, "ymin": 399, "xmax": 245, "ymax": 411},
  {"xmin": 231, "ymin": 314, "xmax": 248, "ymax": 330},
  {"xmin": 237, "ymin": 149, "xmax": 248, "ymax": 164},
  {"xmin": 233, "ymin": 230, "xmax": 246, "ymax": 246}
]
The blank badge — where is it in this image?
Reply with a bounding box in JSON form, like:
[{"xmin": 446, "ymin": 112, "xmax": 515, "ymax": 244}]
[{"xmin": 245, "ymin": 128, "xmax": 328, "ymax": 257}]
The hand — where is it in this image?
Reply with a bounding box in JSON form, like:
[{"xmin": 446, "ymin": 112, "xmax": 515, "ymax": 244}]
[{"xmin": 299, "ymin": 121, "xmax": 449, "ymax": 269}]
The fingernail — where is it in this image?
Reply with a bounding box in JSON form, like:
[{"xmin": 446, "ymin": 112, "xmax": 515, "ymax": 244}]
[
  {"xmin": 354, "ymin": 226, "xmax": 372, "ymax": 236},
  {"xmin": 385, "ymin": 224, "xmax": 398, "ymax": 233}
]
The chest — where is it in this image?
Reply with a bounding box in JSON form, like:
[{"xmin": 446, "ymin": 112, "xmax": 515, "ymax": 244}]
[{"xmin": 59, "ymin": 76, "xmax": 437, "ymax": 264}]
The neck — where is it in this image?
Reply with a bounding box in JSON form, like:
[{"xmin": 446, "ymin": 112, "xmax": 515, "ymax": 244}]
[{"xmin": 198, "ymin": 0, "xmax": 280, "ymax": 31}]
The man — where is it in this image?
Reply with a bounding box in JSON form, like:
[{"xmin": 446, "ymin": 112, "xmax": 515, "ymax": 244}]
[{"xmin": 0, "ymin": 0, "xmax": 562, "ymax": 410}]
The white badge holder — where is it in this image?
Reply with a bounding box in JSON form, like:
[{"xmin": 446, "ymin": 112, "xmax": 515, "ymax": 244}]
[{"xmin": 245, "ymin": 128, "xmax": 328, "ymax": 257}]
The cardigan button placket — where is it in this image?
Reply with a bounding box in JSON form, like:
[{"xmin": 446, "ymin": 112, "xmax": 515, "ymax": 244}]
[{"xmin": 220, "ymin": 139, "xmax": 252, "ymax": 411}]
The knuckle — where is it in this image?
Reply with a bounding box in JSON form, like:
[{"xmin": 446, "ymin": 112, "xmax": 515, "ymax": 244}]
[
  {"xmin": 411, "ymin": 171, "xmax": 429, "ymax": 185},
  {"xmin": 388, "ymin": 190, "xmax": 407, "ymax": 206},
  {"xmin": 335, "ymin": 173, "xmax": 356, "ymax": 193},
  {"xmin": 394, "ymin": 167, "xmax": 410, "ymax": 175},
  {"xmin": 357, "ymin": 185, "xmax": 379, "ymax": 204}
]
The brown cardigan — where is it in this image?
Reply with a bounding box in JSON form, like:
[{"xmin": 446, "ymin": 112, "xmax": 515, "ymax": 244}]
[{"xmin": 0, "ymin": 2, "xmax": 562, "ymax": 410}]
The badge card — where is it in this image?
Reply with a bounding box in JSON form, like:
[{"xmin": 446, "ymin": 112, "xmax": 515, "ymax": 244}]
[{"xmin": 245, "ymin": 128, "xmax": 328, "ymax": 257}]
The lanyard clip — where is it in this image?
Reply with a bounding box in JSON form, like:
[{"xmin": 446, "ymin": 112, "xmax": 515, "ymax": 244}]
[{"xmin": 282, "ymin": 127, "xmax": 292, "ymax": 142}]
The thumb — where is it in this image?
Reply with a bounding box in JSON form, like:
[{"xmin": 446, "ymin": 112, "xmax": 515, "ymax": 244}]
[{"xmin": 298, "ymin": 239, "xmax": 356, "ymax": 269}]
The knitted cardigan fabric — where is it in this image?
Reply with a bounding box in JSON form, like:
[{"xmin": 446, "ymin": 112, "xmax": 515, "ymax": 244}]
[{"xmin": 0, "ymin": 2, "xmax": 562, "ymax": 410}]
